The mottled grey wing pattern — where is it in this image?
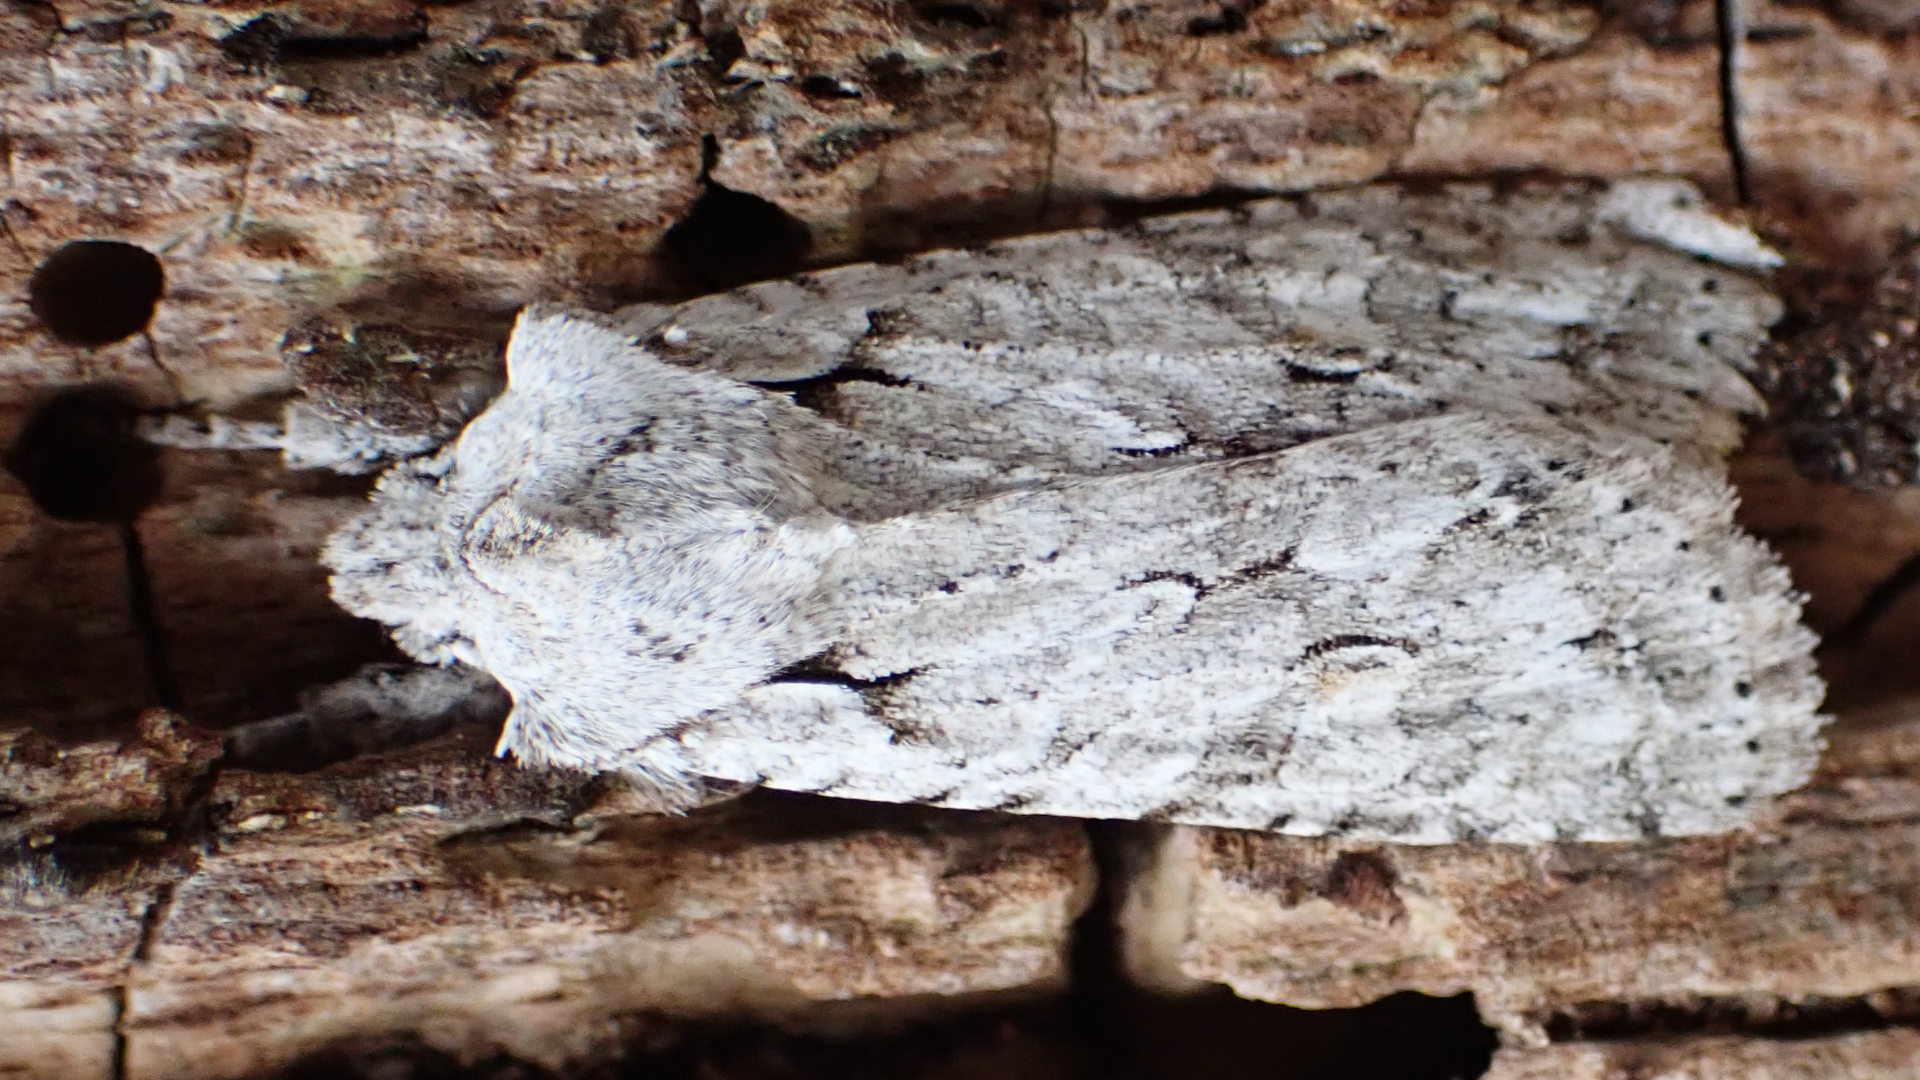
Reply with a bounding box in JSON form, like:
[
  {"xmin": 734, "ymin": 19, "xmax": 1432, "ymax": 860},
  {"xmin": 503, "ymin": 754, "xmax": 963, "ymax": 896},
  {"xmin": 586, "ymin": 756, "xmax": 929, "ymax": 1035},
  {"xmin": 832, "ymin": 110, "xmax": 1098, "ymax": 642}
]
[
  {"xmin": 328, "ymin": 180, "xmax": 1823, "ymax": 840},
  {"xmin": 630, "ymin": 181, "xmax": 1776, "ymax": 519},
  {"xmin": 683, "ymin": 413, "xmax": 1818, "ymax": 842}
]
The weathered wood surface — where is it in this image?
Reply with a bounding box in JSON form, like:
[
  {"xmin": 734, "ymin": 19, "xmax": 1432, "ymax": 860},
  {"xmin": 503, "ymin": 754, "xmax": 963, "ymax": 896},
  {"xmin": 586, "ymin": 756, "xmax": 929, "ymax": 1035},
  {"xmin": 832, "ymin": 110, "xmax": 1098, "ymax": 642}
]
[
  {"xmin": 6, "ymin": 0, "xmax": 1920, "ymax": 1075},
  {"xmin": 1484, "ymin": 1029, "xmax": 1920, "ymax": 1080},
  {"xmin": 4, "ymin": 713, "xmax": 1093, "ymax": 1080},
  {"xmin": 0, "ymin": 0, "xmax": 1729, "ymax": 413},
  {"xmin": 1118, "ymin": 689, "xmax": 1920, "ymax": 1043}
]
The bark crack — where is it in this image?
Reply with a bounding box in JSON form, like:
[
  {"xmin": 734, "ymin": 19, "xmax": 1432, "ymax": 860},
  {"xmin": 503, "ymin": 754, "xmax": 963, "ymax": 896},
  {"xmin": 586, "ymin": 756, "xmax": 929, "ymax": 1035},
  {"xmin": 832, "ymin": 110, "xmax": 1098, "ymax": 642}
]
[
  {"xmin": 1716, "ymin": 0, "xmax": 1753, "ymax": 203},
  {"xmin": 118, "ymin": 520, "xmax": 180, "ymax": 712},
  {"xmin": 108, "ymin": 983, "xmax": 129, "ymax": 1080},
  {"xmin": 108, "ymin": 883, "xmax": 179, "ymax": 1080}
]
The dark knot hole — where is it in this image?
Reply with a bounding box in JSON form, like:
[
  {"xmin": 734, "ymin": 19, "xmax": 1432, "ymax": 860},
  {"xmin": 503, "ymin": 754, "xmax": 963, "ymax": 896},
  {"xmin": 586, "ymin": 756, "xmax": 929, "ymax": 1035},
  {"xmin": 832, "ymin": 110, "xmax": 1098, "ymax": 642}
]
[
  {"xmin": 29, "ymin": 240, "xmax": 166, "ymax": 348},
  {"xmin": 3, "ymin": 385, "xmax": 162, "ymax": 523}
]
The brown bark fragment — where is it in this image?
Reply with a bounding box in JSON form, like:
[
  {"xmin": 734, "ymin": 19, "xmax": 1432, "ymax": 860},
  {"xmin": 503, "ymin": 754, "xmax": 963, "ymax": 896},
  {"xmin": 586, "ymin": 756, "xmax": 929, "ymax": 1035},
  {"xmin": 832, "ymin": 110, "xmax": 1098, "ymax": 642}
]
[
  {"xmin": 106, "ymin": 724, "xmax": 1092, "ymax": 1079},
  {"xmin": 1738, "ymin": 0, "xmax": 1920, "ymax": 273},
  {"xmin": 0, "ymin": 0, "xmax": 1639, "ymax": 417},
  {"xmin": 0, "ymin": 439, "xmax": 394, "ymax": 742},
  {"xmin": 1484, "ymin": 1028, "xmax": 1920, "ymax": 1079},
  {"xmin": 1400, "ymin": 0, "xmax": 1732, "ymax": 187},
  {"xmin": 280, "ymin": 318, "xmax": 504, "ymax": 442},
  {"xmin": 1118, "ymin": 698, "xmax": 1920, "ymax": 1042},
  {"xmin": 1, "ymin": 712, "xmax": 222, "ymax": 1080},
  {"xmin": 1731, "ymin": 438, "xmax": 1920, "ymax": 711}
]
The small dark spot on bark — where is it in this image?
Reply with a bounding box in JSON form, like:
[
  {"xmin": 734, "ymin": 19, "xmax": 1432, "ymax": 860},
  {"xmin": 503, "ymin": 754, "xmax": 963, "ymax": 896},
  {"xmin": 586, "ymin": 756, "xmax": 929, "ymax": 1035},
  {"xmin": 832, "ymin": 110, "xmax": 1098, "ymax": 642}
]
[
  {"xmin": 703, "ymin": 25, "xmax": 745, "ymax": 78},
  {"xmin": 1187, "ymin": 4, "xmax": 1250, "ymax": 35},
  {"xmin": 913, "ymin": 1, "xmax": 996, "ymax": 28},
  {"xmin": 582, "ymin": 7, "xmax": 639, "ymax": 63},
  {"xmin": 1320, "ymin": 850, "xmax": 1406, "ymax": 923},
  {"xmin": 1745, "ymin": 22, "xmax": 1813, "ymax": 42},
  {"xmin": 5, "ymin": 386, "xmax": 162, "ymax": 523},
  {"xmin": 30, "ymin": 241, "xmax": 164, "ymax": 347},
  {"xmin": 798, "ymin": 73, "xmax": 863, "ymax": 99},
  {"xmin": 863, "ymin": 53, "xmax": 926, "ymax": 103}
]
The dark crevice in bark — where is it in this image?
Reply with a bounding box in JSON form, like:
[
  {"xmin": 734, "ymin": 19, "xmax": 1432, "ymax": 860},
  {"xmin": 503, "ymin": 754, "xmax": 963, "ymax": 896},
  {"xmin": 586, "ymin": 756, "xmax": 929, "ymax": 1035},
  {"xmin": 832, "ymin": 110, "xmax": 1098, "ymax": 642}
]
[
  {"xmin": 119, "ymin": 521, "xmax": 180, "ymax": 712},
  {"xmin": 109, "ymin": 982, "xmax": 130, "ymax": 1080},
  {"xmin": 661, "ymin": 134, "xmax": 814, "ymax": 293},
  {"xmin": 132, "ymin": 881, "xmax": 176, "ymax": 964},
  {"xmin": 108, "ymin": 885, "xmax": 180, "ymax": 1080},
  {"xmin": 1823, "ymin": 546, "xmax": 1920, "ymax": 647},
  {"xmin": 1064, "ymin": 824, "xmax": 1499, "ymax": 1080},
  {"xmin": 1715, "ymin": 0, "xmax": 1753, "ymax": 203}
]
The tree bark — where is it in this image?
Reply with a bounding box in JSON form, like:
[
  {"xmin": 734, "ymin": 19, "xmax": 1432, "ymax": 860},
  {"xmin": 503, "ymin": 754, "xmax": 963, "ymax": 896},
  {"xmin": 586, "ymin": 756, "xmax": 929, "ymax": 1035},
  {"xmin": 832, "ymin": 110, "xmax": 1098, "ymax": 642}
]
[{"xmin": 7, "ymin": 0, "xmax": 1920, "ymax": 1076}]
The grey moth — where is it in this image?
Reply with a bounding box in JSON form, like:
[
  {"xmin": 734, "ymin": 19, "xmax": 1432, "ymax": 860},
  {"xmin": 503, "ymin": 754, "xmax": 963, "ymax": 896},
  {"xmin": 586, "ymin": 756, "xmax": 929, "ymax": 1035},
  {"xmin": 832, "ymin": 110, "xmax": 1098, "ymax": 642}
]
[{"xmin": 323, "ymin": 179, "xmax": 1824, "ymax": 843}]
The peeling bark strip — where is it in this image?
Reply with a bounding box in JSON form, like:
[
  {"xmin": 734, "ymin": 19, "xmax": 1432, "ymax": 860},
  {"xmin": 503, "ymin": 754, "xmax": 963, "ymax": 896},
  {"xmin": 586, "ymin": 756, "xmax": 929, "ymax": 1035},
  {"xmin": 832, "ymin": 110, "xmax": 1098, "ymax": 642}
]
[{"xmin": 323, "ymin": 180, "xmax": 1822, "ymax": 843}]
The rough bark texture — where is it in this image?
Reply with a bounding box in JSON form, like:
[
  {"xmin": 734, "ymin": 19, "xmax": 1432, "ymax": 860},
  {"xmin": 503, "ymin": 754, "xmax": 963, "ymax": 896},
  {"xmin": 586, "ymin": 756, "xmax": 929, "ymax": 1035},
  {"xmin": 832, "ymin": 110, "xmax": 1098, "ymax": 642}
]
[
  {"xmin": 1483, "ymin": 1029, "xmax": 1920, "ymax": 1080},
  {"xmin": 5, "ymin": 714, "xmax": 1093, "ymax": 1080},
  {"xmin": 6, "ymin": 0, "xmax": 1920, "ymax": 1074},
  {"xmin": 1117, "ymin": 691, "xmax": 1920, "ymax": 1044},
  {"xmin": 1739, "ymin": 0, "xmax": 1920, "ymax": 274},
  {"xmin": 0, "ymin": 0, "xmax": 1724, "ymax": 413}
]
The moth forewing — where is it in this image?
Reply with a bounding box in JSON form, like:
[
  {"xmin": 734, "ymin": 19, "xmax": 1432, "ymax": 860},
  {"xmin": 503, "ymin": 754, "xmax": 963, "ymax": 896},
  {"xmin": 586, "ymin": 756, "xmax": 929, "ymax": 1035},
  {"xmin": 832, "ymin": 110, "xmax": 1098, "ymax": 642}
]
[
  {"xmin": 669, "ymin": 413, "xmax": 1819, "ymax": 842},
  {"xmin": 324, "ymin": 181, "xmax": 1824, "ymax": 840}
]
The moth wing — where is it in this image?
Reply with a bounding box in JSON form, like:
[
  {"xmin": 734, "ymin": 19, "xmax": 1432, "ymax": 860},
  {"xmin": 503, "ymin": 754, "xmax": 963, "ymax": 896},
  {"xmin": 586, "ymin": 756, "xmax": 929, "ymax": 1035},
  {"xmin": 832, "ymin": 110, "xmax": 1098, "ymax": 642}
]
[
  {"xmin": 645, "ymin": 183, "xmax": 1778, "ymax": 522},
  {"xmin": 679, "ymin": 413, "xmax": 1821, "ymax": 843}
]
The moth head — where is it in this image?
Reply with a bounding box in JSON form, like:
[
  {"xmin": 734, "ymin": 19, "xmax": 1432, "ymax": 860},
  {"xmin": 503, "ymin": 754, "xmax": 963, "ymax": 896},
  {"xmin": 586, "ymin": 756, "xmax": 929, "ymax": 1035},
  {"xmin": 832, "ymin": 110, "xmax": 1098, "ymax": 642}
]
[{"xmin": 326, "ymin": 307, "xmax": 851, "ymax": 783}]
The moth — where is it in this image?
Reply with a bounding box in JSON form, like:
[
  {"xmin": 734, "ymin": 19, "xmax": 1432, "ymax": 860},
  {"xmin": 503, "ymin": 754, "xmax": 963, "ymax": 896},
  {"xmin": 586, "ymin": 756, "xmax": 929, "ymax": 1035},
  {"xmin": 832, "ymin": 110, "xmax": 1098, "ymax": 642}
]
[{"xmin": 323, "ymin": 179, "xmax": 1824, "ymax": 843}]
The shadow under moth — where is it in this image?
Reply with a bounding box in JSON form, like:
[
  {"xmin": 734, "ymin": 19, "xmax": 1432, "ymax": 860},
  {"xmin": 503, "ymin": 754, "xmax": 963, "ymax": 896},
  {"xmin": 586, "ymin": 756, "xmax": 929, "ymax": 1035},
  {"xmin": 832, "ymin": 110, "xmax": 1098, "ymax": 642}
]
[{"xmin": 315, "ymin": 179, "xmax": 1824, "ymax": 843}]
